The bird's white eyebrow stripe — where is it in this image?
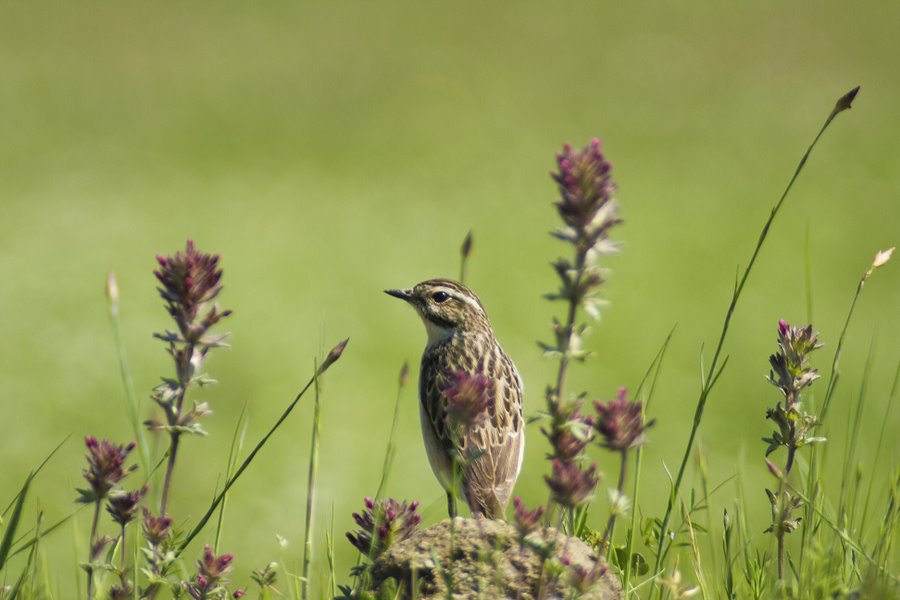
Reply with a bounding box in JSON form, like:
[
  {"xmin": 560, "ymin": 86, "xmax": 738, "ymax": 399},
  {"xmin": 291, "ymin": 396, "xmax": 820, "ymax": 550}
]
[{"xmin": 437, "ymin": 285, "xmax": 481, "ymax": 310}]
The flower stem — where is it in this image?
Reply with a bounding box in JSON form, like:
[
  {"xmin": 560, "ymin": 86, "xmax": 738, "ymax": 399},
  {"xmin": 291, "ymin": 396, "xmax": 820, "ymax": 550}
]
[
  {"xmin": 552, "ymin": 248, "xmax": 588, "ymax": 407},
  {"xmin": 86, "ymin": 499, "xmax": 101, "ymax": 600},
  {"xmin": 120, "ymin": 523, "xmax": 127, "ymax": 573},
  {"xmin": 159, "ymin": 433, "xmax": 180, "ymax": 517}
]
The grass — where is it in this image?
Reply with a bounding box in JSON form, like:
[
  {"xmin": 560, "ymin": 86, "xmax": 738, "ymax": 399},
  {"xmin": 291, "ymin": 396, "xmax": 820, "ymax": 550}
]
[
  {"xmin": 0, "ymin": 2, "xmax": 898, "ymax": 597},
  {"xmin": 1, "ymin": 83, "xmax": 896, "ymax": 598}
]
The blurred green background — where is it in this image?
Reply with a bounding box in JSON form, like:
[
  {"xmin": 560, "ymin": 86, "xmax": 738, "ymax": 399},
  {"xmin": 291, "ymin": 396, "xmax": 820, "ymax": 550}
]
[{"xmin": 1, "ymin": 1, "xmax": 897, "ymax": 593}]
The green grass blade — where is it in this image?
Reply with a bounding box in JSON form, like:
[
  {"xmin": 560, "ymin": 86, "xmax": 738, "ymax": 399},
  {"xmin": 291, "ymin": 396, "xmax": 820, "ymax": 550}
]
[
  {"xmin": 623, "ymin": 327, "xmax": 675, "ymax": 596},
  {"xmin": 0, "ymin": 472, "xmax": 32, "ymax": 571},
  {"xmin": 175, "ymin": 338, "xmax": 348, "ymax": 558},
  {"xmin": 858, "ymin": 358, "xmax": 899, "ymax": 543},
  {"xmin": 375, "ymin": 361, "xmax": 410, "ymax": 500},
  {"xmin": 105, "ymin": 272, "xmax": 152, "ymax": 477},
  {"xmin": 301, "ymin": 360, "xmax": 323, "ymax": 600},
  {"xmin": 2, "ymin": 436, "xmax": 69, "ymax": 518},
  {"xmin": 804, "ymin": 222, "xmax": 814, "ymax": 325},
  {"xmin": 213, "ymin": 402, "xmax": 249, "ymax": 554},
  {"xmin": 650, "ymin": 86, "xmax": 860, "ymax": 592},
  {"xmin": 821, "ymin": 247, "xmax": 894, "ymax": 422},
  {"xmin": 8, "ymin": 509, "xmax": 81, "ymax": 561}
]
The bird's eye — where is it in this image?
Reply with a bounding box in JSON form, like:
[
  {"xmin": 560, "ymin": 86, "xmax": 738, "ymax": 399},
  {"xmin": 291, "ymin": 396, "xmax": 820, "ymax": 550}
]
[{"xmin": 432, "ymin": 291, "xmax": 450, "ymax": 303}]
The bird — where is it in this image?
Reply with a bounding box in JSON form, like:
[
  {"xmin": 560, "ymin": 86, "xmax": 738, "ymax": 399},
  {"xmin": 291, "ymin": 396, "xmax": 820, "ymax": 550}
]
[{"xmin": 385, "ymin": 279, "xmax": 524, "ymax": 519}]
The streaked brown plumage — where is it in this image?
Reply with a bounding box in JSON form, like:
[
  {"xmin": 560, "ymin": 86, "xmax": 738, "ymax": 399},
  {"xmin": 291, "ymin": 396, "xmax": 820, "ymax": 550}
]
[{"xmin": 385, "ymin": 279, "xmax": 524, "ymax": 518}]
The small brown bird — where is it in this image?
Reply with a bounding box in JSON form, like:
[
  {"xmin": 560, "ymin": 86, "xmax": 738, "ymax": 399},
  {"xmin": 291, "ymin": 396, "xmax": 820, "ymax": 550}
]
[{"xmin": 386, "ymin": 279, "xmax": 524, "ymax": 519}]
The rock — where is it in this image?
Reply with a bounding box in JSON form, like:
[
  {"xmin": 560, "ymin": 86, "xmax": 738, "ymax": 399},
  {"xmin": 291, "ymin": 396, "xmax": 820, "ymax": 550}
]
[{"xmin": 366, "ymin": 517, "xmax": 622, "ymax": 599}]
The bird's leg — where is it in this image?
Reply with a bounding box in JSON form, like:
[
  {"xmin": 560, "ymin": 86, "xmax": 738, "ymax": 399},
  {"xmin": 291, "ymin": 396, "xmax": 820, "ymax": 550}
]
[{"xmin": 447, "ymin": 491, "xmax": 457, "ymax": 519}]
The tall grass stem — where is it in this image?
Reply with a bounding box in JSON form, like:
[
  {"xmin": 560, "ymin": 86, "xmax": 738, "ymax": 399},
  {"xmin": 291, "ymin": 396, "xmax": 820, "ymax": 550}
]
[
  {"xmin": 301, "ymin": 361, "xmax": 322, "ymax": 600},
  {"xmin": 106, "ymin": 273, "xmax": 152, "ymax": 478},
  {"xmin": 174, "ymin": 338, "xmax": 347, "ymax": 558},
  {"xmin": 649, "ymin": 86, "xmax": 859, "ymax": 592}
]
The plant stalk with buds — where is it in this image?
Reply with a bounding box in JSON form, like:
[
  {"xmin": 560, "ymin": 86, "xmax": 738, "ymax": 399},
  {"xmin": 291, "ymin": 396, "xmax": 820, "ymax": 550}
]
[
  {"xmin": 149, "ymin": 240, "xmax": 232, "ymax": 518},
  {"xmin": 540, "ymin": 138, "xmax": 622, "ymax": 523}
]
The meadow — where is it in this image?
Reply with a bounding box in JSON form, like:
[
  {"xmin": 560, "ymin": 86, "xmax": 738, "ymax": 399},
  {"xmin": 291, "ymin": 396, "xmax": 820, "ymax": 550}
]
[{"xmin": 0, "ymin": 2, "xmax": 898, "ymax": 597}]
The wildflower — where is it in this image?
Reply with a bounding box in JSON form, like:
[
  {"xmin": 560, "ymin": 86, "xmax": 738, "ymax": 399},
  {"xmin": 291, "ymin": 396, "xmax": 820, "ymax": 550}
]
[
  {"xmin": 346, "ymin": 497, "xmax": 421, "ymax": 558},
  {"xmin": 552, "ymin": 138, "xmax": 619, "ymax": 237},
  {"xmin": 442, "ymin": 370, "xmax": 491, "ymax": 428},
  {"xmin": 763, "ymin": 320, "xmax": 826, "ymax": 459},
  {"xmin": 764, "ymin": 488, "xmax": 803, "ymax": 535},
  {"xmin": 142, "ymin": 507, "xmax": 173, "ymax": 546},
  {"xmin": 544, "ymin": 459, "xmax": 599, "ymax": 508},
  {"xmin": 154, "ymin": 240, "xmax": 231, "ymax": 344},
  {"xmin": 541, "ymin": 400, "xmax": 594, "ymax": 462},
  {"xmin": 512, "ymin": 497, "xmax": 545, "ymax": 540},
  {"xmin": 106, "ymin": 484, "xmax": 148, "ymax": 526},
  {"xmin": 198, "ymin": 545, "xmax": 234, "ymax": 582},
  {"xmin": 183, "ymin": 545, "xmax": 237, "ymax": 599},
  {"xmin": 89, "ymin": 535, "xmax": 115, "ymax": 561},
  {"xmin": 77, "ymin": 437, "xmax": 137, "ymax": 503},
  {"xmin": 594, "ymin": 388, "xmax": 654, "ymax": 452},
  {"xmin": 151, "ymin": 241, "xmax": 233, "ymax": 517},
  {"xmin": 768, "ymin": 320, "xmax": 822, "ymax": 401}
]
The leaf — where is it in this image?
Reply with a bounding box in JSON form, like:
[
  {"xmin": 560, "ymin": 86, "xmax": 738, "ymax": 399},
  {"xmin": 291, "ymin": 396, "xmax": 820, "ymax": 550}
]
[{"xmin": 0, "ymin": 472, "xmax": 31, "ymax": 571}]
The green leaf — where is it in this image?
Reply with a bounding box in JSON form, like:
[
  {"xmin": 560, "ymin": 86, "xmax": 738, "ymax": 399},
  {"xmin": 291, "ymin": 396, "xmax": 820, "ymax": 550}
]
[{"xmin": 0, "ymin": 472, "xmax": 31, "ymax": 571}]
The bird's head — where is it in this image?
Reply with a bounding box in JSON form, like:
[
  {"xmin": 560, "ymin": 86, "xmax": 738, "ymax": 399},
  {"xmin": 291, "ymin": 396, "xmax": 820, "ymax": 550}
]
[{"xmin": 385, "ymin": 279, "xmax": 491, "ymax": 345}]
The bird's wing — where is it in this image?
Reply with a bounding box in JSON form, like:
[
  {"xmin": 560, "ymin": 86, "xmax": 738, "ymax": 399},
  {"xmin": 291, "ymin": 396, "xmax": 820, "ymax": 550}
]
[{"xmin": 461, "ymin": 351, "xmax": 524, "ymax": 517}]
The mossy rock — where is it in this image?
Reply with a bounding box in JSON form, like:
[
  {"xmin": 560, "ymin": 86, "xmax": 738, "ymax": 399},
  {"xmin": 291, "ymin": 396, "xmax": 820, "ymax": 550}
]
[{"xmin": 366, "ymin": 517, "xmax": 622, "ymax": 599}]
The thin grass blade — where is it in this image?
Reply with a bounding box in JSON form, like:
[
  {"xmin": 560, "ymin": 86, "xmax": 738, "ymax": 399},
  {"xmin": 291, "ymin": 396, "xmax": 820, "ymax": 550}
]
[{"xmin": 0, "ymin": 472, "xmax": 32, "ymax": 571}]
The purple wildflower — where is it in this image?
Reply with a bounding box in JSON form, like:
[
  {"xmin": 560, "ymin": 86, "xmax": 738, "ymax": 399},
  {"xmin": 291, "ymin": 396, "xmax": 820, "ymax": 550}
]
[
  {"xmin": 347, "ymin": 497, "xmax": 421, "ymax": 559},
  {"xmin": 78, "ymin": 437, "xmax": 137, "ymax": 503},
  {"xmin": 594, "ymin": 388, "xmax": 654, "ymax": 452},
  {"xmin": 544, "ymin": 459, "xmax": 599, "ymax": 508}
]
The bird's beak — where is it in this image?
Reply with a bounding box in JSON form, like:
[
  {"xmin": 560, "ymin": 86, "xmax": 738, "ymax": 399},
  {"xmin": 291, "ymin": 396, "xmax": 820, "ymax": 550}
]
[{"xmin": 385, "ymin": 288, "xmax": 414, "ymax": 303}]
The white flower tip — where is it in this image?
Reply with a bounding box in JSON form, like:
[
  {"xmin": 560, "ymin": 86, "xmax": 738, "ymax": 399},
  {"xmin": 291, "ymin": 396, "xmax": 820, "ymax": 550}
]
[{"xmin": 872, "ymin": 247, "xmax": 894, "ymax": 269}]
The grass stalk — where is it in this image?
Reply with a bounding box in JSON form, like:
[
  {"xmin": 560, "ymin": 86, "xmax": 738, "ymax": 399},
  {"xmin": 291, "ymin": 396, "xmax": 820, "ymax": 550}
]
[
  {"xmin": 214, "ymin": 403, "xmax": 249, "ymax": 554},
  {"xmin": 375, "ymin": 362, "xmax": 409, "ymax": 500},
  {"xmin": 858, "ymin": 358, "xmax": 899, "ymax": 542},
  {"xmin": 802, "ymin": 247, "xmax": 893, "ymax": 568},
  {"xmin": 326, "ymin": 505, "xmax": 337, "ymax": 600},
  {"xmin": 459, "ymin": 230, "xmax": 473, "ymax": 284},
  {"xmin": 650, "ymin": 86, "xmax": 860, "ymax": 592},
  {"xmin": 301, "ymin": 361, "xmax": 323, "ymax": 600},
  {"xmin": 838, "ymin": 337, "xmax": 875, "ymax": 535},
  {"xmin": 622, "ymin": 327, "xmax": 675, "ymax": 596},
  {"xmin": 0, "ymin": 472, "xmax": 33, "ymax": 573},
  {"xmin": 174, "ymin": 338, "xmax": 348, "ymax": 559},
  {"xmin": 105, "ymin": 272, "xmax": 152, "ymax": 479}
]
